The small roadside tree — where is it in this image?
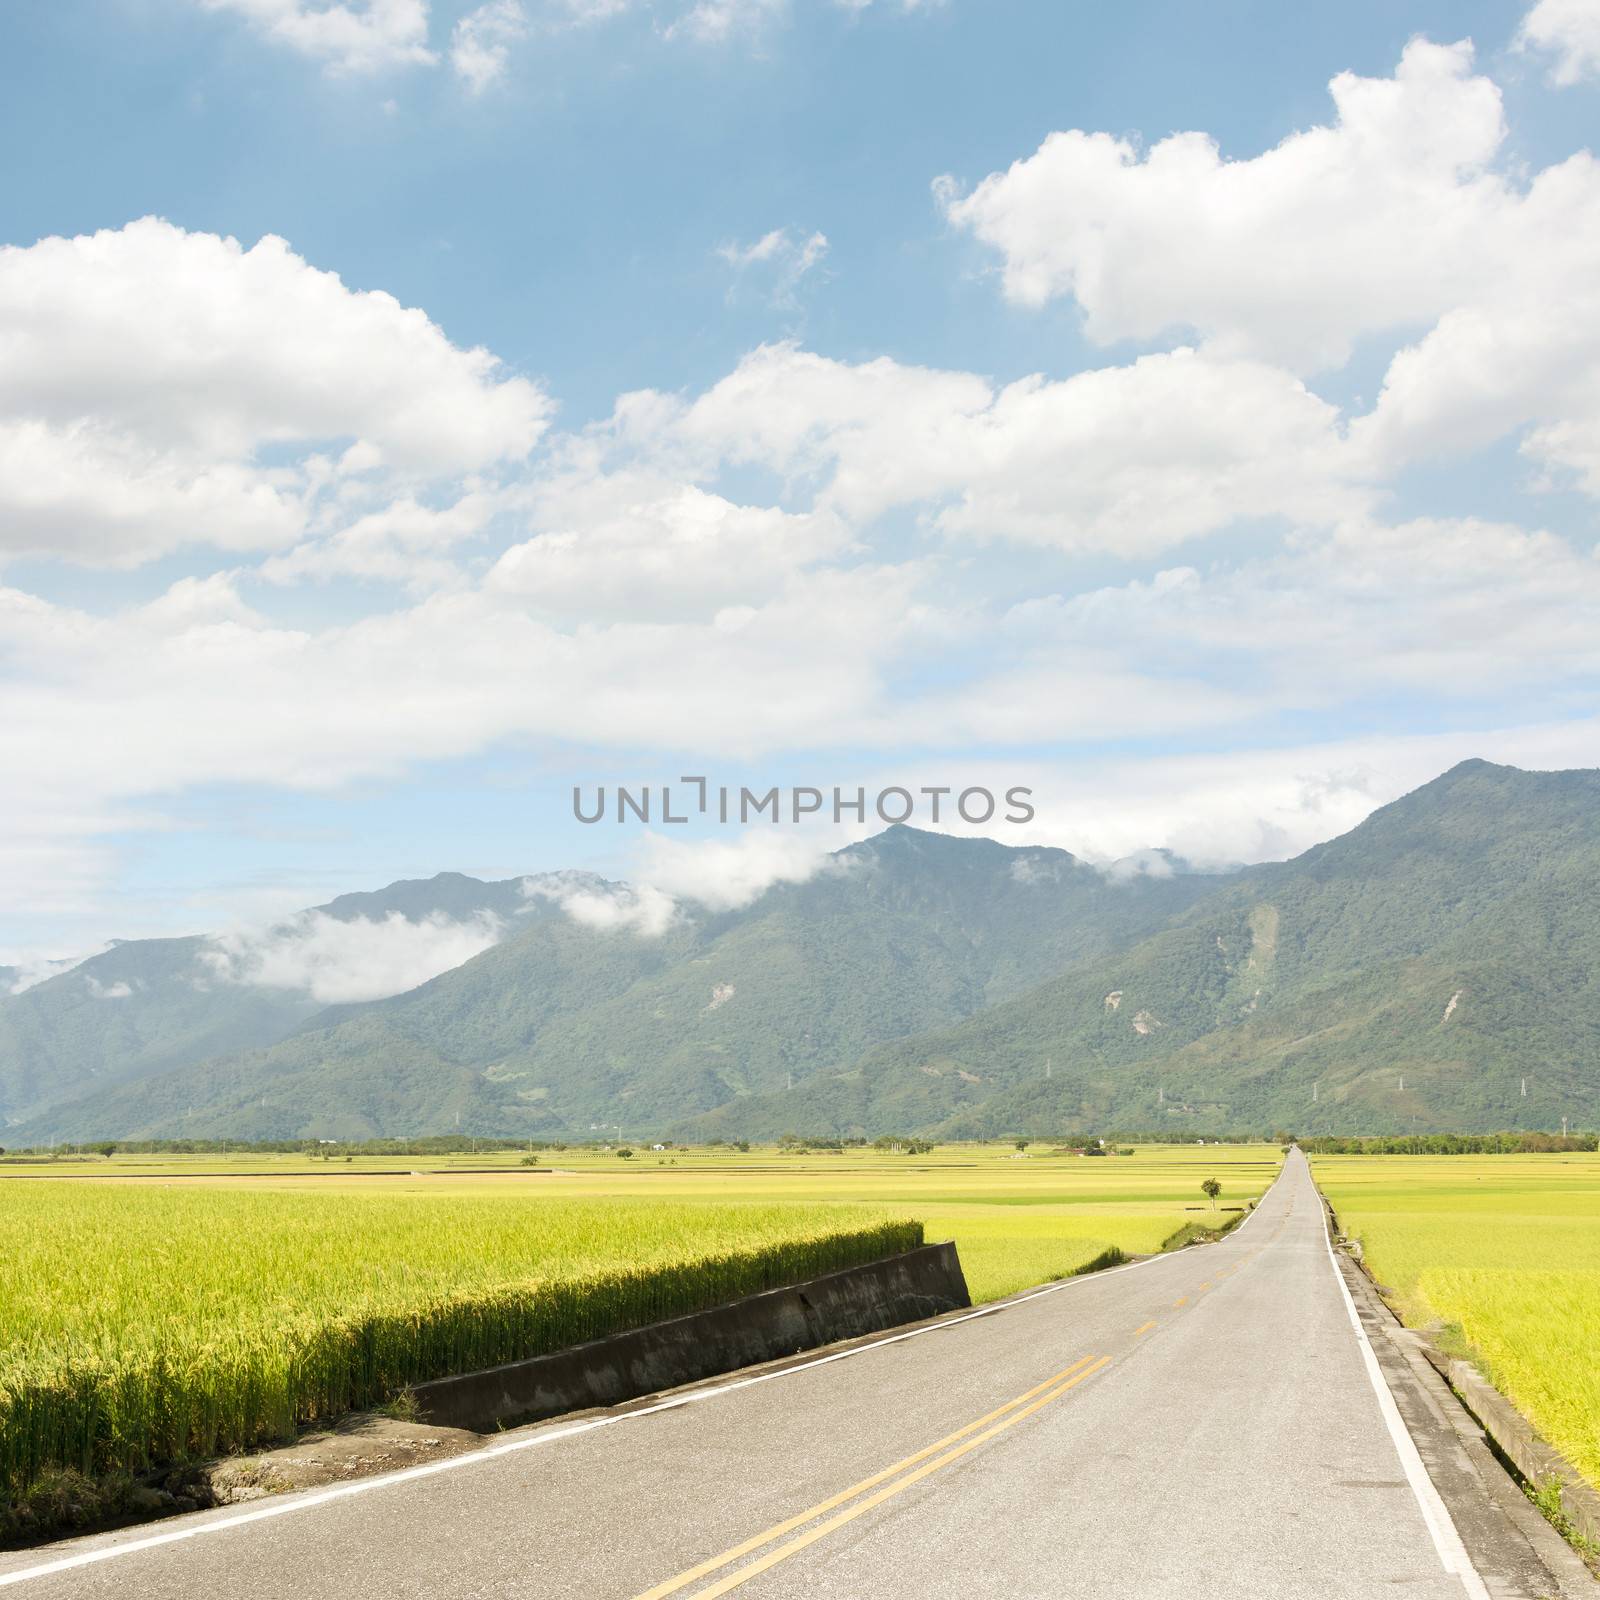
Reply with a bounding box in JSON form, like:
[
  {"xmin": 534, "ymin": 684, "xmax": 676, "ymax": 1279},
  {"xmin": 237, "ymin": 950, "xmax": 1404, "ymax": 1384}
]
[{"xmin": 1201, "ymin": 1177, "xmax": 1221, "ymax": 1210}]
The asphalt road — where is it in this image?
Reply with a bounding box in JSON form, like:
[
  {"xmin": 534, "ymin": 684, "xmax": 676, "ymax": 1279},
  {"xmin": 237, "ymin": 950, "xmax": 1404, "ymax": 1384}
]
[{"xmin": 1, "ymin": 1150, "xmax": 1587, "ymax": 1599}]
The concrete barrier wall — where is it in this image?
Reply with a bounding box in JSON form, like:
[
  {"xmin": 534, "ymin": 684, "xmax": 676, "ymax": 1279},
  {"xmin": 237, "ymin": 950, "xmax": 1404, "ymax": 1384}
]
[{"xmin": 412, "ymin": 1240, "xmax": 970, "ymax": 1434}]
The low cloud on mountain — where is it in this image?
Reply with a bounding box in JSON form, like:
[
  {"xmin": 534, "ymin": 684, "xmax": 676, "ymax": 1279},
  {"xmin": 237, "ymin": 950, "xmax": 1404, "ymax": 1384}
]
[{"xmin": 201, "ymin": 909, "xmax": 507, "ymax": 1004}]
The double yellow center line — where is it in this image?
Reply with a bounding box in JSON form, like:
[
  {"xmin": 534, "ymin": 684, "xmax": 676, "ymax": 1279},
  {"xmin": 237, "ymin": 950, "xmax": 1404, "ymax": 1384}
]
[{"xmin": 632, "ymin": 1354, "xmax": 1111, "ymax": 1599}]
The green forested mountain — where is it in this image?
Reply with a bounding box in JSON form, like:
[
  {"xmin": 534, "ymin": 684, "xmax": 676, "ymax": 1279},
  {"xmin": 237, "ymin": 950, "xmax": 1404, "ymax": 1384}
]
[
  {"xmin": 13, "ymin": 761, "xmax": 1600, "ymax": 1143},
  {"xmin": 0, "ymin": 873, "xmax": 538, "ymax": 1130},
  {"xmin": 11, "ymin": 829, "xmax": 1218, "ymax": 1141},
  {"xmin": 673, "ymin": 761, "xmax": 1600, "ymax": 1140}
]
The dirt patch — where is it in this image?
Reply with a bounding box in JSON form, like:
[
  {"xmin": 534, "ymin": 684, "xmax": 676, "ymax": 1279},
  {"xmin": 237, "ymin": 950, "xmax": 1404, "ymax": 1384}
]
[
  {"xmin": 1, "ymin": 1416, "xmax": 484, "ymax": 1550},
  {"xmin": 208, "ymin": 1416, "xmax": 483, "ymax": 1502},
  {"xmin": 1244, "ymin": 903, "xmax": 1279, "ymax": 975}
]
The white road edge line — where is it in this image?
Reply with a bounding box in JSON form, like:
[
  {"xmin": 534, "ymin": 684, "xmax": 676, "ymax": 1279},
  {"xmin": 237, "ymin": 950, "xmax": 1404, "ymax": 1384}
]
[
  {"xmin": 1319, "ymin": 1182, "xmax": 1491, "ymax": 1600},
  {"xmin": 0, "ymin": 1162, "xmax": 1284, "ymax": 1589}
]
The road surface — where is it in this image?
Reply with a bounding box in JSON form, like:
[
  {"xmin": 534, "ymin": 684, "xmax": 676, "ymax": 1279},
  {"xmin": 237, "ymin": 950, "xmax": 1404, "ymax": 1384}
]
[{"xmin": 1, "ymin": 1149, "xmax": 1588, "ymax": 1598}]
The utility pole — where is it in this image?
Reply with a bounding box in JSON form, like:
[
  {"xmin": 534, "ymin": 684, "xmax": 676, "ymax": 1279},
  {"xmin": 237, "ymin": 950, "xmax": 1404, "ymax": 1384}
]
[
  {"xmin": 1522, "ymin": 1077, "xmax": 1527, "ymax": 1098},
  {"xmin": 1563, "ymin": 1115, "xmax": 1569, "ymax": 1138},
  {"xmin": 1158, "ymin": 1086, "xmax": 1165, "ymax": 1106},
  {"xmin": 1045, "ymin": 1057, "xmax": 1052, "ymax": 1080},
  {"xmin": 1398, "ymin": 1075, "xmax": 1405, "ymax": 1093},
  {"xmin": 1312, "ymin": 1082, "xmax": 1318, "ymax": 1103}
]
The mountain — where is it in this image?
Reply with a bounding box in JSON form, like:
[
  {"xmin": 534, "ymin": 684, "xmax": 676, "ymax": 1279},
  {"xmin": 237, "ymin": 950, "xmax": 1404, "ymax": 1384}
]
[
  {"xmin": 0, "ymin": 873, "xmax": 537, "ymax": 1130},
  {"xmin": 671, "ymin": 761, "xmax": 1600, "ymax": 1139},
  {"xmin": 16, "ymin": 761, "xmax": 1600, "ymax": 1144},
  {"xmin": 11, "ymin": 829, "xmax": 1221, "ymax": 1142}
]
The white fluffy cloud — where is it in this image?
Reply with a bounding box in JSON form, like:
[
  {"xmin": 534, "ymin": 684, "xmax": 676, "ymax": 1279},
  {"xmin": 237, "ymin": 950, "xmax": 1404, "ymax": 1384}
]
[
  {"xmin": 939, "ymin": 40, "xmax": 1508, "ymax": 372},
  {"xmin": 1518, "ymin": 0, "xmax": 1600, "ymax": 84},
  {"xmin": 638, "ymin": 827, "xmax": 843, "ymax": 910},
  {"xmin": 262, "ymin": 490, "xmax": 502, "ymax": 590},
  {"xmin": 196, "ymin": 0, "xmax": 436, "ymax": 74},
  {"xmin": 451, "ymin": 0, "xmax": 527, "ymax": 91},
  {"xmin": 939, "ymin": 38, "xmax": 1600, "ymax": 499},
  {"xmin": 651, "ymin": 342, "xmax": 1364, "ymax": 553},
  {"xmin": 0, "ymin": 219, "xmax": 550, "ymax": 568},
  {"xmin": 519, "ymin": 829, "xmax": 846, "ymax": 939},
  {"xmin": 202, "ymin": 909, "xmax": 505, "ymax": 1003},
  {"xmin": 1350, "ymin": 152, "xmax": 1600, "ymax": 489},
  {"xmin": 487, "ymin": 477, "xmax": 849, "ymax": 620},
  {"xmin": 523, "ymin": 873, "xmax": 681, "ymax": 936}
]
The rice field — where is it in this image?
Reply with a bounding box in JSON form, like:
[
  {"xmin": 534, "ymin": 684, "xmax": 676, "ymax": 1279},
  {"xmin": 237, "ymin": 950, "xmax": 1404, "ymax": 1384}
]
[
  {"xmin": 1313, "ymin": 1153, "xmax": 1600, "ymax": 1493},
  {"xmin": 0, "ymin": 1186, "xmax": 917, "ymax": 1500},
  {"xmin": 0, "ymin": 1141, "xmax": 1280, "ymax": 1503}
]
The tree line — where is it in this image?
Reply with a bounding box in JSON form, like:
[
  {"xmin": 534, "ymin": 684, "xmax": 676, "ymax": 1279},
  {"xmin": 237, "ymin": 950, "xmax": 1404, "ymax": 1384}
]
[{"xmin": 1297, "ymin": 1131, "xmax": 1597, "ymax": 1155}]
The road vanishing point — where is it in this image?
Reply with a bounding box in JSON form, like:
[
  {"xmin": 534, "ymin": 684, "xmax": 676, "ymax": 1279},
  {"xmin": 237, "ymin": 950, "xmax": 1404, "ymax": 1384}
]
[{"xmin": 2, "ymin": 1150, "xmax": 1591, "ymax": 1599}]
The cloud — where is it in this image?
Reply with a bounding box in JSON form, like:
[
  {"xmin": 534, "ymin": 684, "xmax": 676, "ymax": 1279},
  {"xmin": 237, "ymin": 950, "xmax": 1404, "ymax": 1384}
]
[
  {"xmin": 262, "ymin": 490, "xmax": 502, "ymax": 590},
  {"xmin": 900, "ymin": 722, "xmax": 1600, "ymax": 871},
  {"xmin": 655, "ymin": 342, "xmax": 1364, "ymax": 553},
  {"xmin": 2, "ymin": 948, "xmax": 111, "ymax": 996},
  {"xmin": 935, "ymin": 39, "xmax": 1600, "ymax": 502},
  {"xmin": 195, "ymin": 0, "xmax": 936, "ymax": 83},
  {"xmin": 84, "ymin": 976, "xmax": 134, "ymax": 1000},
  {"xmin": 0, "ymin": 561, "xmax": 928, "ymax": 871},
  {"xmin": 718, "ymin": 228, "xmax": 829, "ymax": 309},
  {"xmin": 201, "ymin": 909, "xmax": 505, "ymax": 1003},
  {"xmin": 637, "ymin": 827, "xmax": 842, "ymax": 910},
  {"xmin": 938, "ymin": 40, "xmax": 1510, "ymax": 373},
  {"xmin": 1003, "ymin": 852, "xmax": 1066, "ymax": 886},
  {"xmin": 451, "ymin": 0, "xmax": 527, "ymax": 91},
  {"xmin": 664, "ymin": 0, "xmax": 932, "ymax": 44},
  {"xmin": 195, "ymin": 0, "xmax": 437, "ymax": 74},
  {"xmin": 517, "ymin": 827, "xmax": 846, "ymax": 938},
  {"xmin": 1349, "ymin": 152, "xmax": 1600, "ymax": 490},
  {"xmin": 1100, "ymin": 849, "xmax": 1178, "ymax": 882},
  {"xmin": 666, "ymin": 0, "xmax": 787, "ymax": 42},
  {"xmin": 1518, "ymin": 0, "xmax": 1600, "ymax": 85},
  {"xmin": 0, "ymin": 219, "xmax": 551, "ymax": 568},
  {"xmin": 1004, "ymin": 517, "xmax": 1600, "ymax": 703},
  {"xmin": 486, "ymin": 477, "xmax": 849, "ymax": 620},
  {"xmin": 523, "ymin": 873, "xmax": 681, "ymax": 936}
]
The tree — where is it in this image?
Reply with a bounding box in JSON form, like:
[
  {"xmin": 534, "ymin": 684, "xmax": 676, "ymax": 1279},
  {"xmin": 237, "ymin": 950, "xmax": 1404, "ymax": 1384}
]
[
  {"xmin": 1201, "ymin": 1177, "xmax": 1222, "ymax": 1210},
  {"xmin": 617, "ymin": 1147, "xmax": 634, "ymax": 1159},
  {"xmin": 1014, "ymin": 1138, "xmax": 1030, "ymax": 1152},
  {"xmin": 92, "ymin": 1142, "xmax": 118, "ymax": 1158}
]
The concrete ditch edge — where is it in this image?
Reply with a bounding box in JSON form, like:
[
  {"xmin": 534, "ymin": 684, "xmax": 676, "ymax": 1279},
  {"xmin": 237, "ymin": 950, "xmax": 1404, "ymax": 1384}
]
[
  {"xmin": 411, "ymin": 1239, "xmax": 971, "ymax": 1434},
  {"xmin": 1320, "ymin": 1192, "xmax": 1599, "ymax": 1594}
]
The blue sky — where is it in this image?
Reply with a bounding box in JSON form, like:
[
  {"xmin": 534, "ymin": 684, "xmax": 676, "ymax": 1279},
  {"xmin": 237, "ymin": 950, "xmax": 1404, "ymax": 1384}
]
[{"xmin": 2, "ymin": 0, "xmax": 1599, "ymax": 977}]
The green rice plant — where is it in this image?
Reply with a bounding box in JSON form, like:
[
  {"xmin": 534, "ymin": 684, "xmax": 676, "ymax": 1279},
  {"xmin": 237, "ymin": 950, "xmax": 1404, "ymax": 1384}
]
[
  {"xmin": 0, "ymin": 1185, "xmax": 918, "ymax": 1500},
  {"xmin": 1315, "ymin": 1153, "xmax": 1600, "ymax": 1494}
]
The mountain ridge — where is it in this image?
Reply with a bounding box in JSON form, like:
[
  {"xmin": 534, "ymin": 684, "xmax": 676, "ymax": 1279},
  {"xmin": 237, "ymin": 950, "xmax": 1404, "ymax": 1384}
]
[
  {"xmin": 7, "ymin": 827, "xmax": 1221, "ymax": 1141},
  {"xmin": 11, "ymin": 761, "xmax": 1600, "ymax": 1143}
]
